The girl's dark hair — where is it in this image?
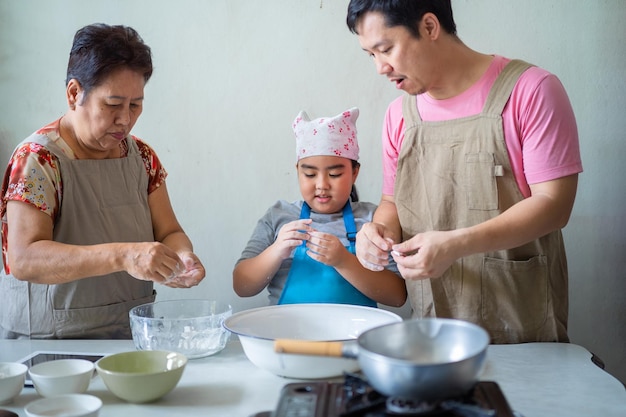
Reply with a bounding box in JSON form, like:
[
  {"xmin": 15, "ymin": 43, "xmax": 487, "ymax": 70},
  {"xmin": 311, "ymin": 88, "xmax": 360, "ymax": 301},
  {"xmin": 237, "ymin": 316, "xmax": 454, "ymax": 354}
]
[
  {"xmin": 346, "ymin": 0, "xmax": 457, "ymax": 38},
  {"xmin": 350, "ymin": 159, "xmax": 361, "ymax": 202},
  {"xmin": 66, "ymin": 23, "xmax": 153, "ymax": 96}
]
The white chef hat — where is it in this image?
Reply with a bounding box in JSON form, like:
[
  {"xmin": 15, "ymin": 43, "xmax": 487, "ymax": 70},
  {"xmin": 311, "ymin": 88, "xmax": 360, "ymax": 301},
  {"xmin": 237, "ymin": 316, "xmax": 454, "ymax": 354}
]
[{"xmin": 293, "ymin": 107, "xmax": 360, "ymax": 161}]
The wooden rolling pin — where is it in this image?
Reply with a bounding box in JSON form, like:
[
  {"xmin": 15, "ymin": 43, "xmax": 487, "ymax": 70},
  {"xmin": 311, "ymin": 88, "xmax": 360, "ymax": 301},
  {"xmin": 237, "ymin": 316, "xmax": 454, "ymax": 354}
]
[{"xmin": 273, "ymin": 339, "xmax": 347, "ymax": 357}]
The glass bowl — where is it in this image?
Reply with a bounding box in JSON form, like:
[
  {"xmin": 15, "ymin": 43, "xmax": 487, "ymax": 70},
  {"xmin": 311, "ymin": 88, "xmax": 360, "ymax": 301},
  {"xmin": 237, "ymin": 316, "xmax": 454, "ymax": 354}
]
[{"xmin": 129, "ymin": 299, "xmax": 232, "ymax": 359}]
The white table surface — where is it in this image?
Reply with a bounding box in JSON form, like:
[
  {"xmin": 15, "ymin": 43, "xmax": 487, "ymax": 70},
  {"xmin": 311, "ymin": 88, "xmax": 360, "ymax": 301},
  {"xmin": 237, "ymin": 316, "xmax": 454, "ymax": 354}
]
[{"xmin": 0, "ymin": 339, "xmax": 624, "ymax": 417}]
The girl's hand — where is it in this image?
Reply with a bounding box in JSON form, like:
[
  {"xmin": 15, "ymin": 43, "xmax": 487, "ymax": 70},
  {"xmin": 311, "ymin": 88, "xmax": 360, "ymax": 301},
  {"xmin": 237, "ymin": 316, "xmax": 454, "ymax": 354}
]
[
  {"xmin": 272, "ymin": 219, "xmax": 313, "ymax": 260},
  {"xmin": 305, "ymin": 231, "xmax": 350, "ymax": 267}
]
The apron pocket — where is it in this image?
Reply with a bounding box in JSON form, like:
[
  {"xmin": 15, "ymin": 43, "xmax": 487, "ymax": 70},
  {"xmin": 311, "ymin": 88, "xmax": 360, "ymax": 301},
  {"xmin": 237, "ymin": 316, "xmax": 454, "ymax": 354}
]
[
  {"xmin": 53, "ymin": 292, "xmax": 156, "ymax": 339},
  {"xmin": 481, "ymin": 255, "xmax": 548, "ymax": 336},
  {"xmin": 0, "ymin": 277, "xmax": 31, "ymax": 335},
  {"xmin": 465, "ymin": 152, "xmax": 498, "ymax": 210}
]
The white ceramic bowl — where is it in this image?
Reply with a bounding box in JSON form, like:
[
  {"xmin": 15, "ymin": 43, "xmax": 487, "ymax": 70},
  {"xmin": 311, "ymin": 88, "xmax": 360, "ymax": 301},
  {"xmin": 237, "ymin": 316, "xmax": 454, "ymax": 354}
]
[
  {"xmin": 96, "ymin": 350, "xmax": 187, "ymax": 403},
  {"xmin": 130, "ymin": 299, "xmax": 232, "ymax": 359},
  {"xmin": 0, "ymin": 362, "xmax": 28, "ymax": 404},
  {"xmin": 28, "ymin": 359, "xmax": 94, "ymax": 398},
  {"xmin": 223, "ymin": 303, "xmax": 402, "ymax": 378},
  {"xmin": 24, "ymin": 394, "xmax": 102, "ymax": 417}
]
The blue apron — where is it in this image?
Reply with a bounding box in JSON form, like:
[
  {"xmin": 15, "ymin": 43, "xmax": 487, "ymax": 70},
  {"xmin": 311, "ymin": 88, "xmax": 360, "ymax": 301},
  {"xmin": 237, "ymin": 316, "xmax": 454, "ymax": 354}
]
[{"xmin": 278, "ymin": 202, "xmax": 377, "ymax": 307}]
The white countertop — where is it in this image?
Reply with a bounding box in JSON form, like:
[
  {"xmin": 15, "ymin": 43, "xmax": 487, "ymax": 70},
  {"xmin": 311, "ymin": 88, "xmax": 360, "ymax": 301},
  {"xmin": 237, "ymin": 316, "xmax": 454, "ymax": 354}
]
[{"xmin": 0, "ymin": 339, "xmax": 624, "ymax": 417}]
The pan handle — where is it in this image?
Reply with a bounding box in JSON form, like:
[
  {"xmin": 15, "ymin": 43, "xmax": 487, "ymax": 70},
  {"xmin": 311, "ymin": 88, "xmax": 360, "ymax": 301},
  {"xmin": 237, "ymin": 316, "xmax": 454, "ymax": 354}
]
[{"xmin": 274, "ymin": 339, "xmax": 346, "ymax": 357}]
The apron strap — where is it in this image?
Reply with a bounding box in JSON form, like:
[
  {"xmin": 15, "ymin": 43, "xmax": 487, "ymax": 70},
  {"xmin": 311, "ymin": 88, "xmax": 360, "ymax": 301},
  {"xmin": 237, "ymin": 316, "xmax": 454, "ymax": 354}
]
[
  {"xmin": 298, "ymin": 203, "xmax": 311, "ymax": 249},
  {"xmin": 342, "ymin": 202, "xmax": 357, "ymax": 250},
  {"xmin": 481, "ymin": 59, "xmax": 533, "ymax": 116}
]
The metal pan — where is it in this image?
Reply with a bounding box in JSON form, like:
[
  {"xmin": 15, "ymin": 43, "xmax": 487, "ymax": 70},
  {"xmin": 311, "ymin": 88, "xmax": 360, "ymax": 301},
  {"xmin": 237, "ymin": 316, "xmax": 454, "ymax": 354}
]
[{"xmin": 274, "ymin": 318, "xmax": 489, "ymax": 400}]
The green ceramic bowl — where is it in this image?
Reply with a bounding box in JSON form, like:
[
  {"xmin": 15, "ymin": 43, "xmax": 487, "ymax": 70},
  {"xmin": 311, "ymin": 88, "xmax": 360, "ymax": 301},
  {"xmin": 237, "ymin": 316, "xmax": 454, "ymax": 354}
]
[{"xmin": 95, "ymin": 350, "xmax": 187, "ymax": 403}]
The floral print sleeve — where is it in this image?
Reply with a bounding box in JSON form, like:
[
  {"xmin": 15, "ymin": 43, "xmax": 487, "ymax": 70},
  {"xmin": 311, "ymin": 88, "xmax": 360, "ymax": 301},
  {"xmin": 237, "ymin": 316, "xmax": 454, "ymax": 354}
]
[
  {"xmin": 1, "ymin": 142, "xmax": 61, "ymax": 220},
  {"xmin": 132, "ymin": 136, "xmax": 168, "ymax": 193},
  {"xmin": 1, "ymin": 143, "xmax": 61, "ymax": 273}
]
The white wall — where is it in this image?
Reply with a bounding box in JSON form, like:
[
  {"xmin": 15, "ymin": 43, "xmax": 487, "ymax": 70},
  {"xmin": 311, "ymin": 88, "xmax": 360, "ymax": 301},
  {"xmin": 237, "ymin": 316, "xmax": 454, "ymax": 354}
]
[{"xmin": 0, "ymin": 1, "xmax": 624, "ymax": 384}]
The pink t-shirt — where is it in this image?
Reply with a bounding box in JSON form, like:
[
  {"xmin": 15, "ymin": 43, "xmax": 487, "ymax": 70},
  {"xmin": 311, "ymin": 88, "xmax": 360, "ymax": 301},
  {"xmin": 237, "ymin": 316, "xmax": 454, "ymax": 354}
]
[{"xmin": 381, "ymin": 55, "xmax": 582, "ymax": 198}]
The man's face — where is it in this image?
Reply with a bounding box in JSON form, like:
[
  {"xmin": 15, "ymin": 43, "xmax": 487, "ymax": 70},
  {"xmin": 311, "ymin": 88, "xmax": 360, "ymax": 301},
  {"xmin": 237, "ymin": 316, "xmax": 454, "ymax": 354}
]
[{"xmin": 356, "ymin": 11, "xmax": 436, "ymax": 96}]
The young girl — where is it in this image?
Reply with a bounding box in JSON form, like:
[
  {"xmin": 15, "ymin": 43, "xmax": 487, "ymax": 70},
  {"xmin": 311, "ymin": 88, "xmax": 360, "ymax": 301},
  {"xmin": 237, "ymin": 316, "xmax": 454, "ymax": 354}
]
[{"xmin": 233, "ymin": 107, "xmax": 407, "ymax": 307}]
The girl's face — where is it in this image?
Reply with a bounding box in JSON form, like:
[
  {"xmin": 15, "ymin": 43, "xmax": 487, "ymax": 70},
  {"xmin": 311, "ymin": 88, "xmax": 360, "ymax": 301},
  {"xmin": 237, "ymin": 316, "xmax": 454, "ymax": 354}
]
[
  {"xmin": 67, "ymin": 67, "xmax": 145, "ymax": 158},
  {"xmin": 297, "ymin": 155, "xmax": 359, "ymax": 214}
]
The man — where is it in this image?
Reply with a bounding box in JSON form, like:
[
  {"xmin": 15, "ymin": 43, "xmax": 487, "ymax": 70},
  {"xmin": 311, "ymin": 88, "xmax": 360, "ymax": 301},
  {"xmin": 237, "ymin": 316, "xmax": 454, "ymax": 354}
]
[{"xmin": 346, "ymin": 0, "xmax": 582, "ymax": 343}]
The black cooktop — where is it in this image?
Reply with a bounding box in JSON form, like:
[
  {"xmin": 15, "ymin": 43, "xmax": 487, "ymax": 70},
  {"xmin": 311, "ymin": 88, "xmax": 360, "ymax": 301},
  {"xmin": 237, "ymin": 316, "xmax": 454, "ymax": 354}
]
[{"xmin": 253, "ymin": 373, "xmax": 518, "ymax": 417}]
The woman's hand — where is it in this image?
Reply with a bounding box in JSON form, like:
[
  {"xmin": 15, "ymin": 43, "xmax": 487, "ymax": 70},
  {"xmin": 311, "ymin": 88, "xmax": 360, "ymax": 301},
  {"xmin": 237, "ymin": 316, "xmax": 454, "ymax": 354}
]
[
  {"xmin": 124, "ymin": 242, "xmax": 184, "ymax": 284},
  {"xmin": 163, "ymin": 251, "xmax": 206, "ymax": 288}
]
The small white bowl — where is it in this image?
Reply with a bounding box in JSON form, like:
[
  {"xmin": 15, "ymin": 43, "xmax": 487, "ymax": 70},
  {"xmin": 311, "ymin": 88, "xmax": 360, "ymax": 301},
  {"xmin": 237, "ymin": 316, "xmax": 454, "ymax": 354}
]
[
  {"xmin": 29, "ymin": 359, "xmax": 94, "ymax": 397},
  {"xmin": 24, "ymin": 393, "xmax": 102, "ymax": 417},
  {"xmin": 0, "ymin": 362, "xmax": 28, "ymax": 404}
]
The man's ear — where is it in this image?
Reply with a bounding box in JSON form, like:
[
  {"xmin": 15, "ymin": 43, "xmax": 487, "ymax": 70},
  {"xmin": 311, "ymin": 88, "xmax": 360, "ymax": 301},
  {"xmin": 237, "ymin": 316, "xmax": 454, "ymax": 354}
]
[{"xmin": 421, "ymin": 12, "xmax": 441, "ymax": 40}]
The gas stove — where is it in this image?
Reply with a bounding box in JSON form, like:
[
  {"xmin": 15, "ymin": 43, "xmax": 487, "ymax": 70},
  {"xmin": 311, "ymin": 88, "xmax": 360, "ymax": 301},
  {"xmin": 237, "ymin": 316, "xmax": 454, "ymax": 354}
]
[{"xmin": 252, "ymin": 373, "xmax": 520, "ymax": 417}]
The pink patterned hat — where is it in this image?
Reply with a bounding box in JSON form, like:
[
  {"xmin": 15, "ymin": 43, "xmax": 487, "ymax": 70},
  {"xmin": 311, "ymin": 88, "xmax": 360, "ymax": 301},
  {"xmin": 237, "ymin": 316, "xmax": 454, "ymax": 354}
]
[{"xmin": 293, "ymin": 107, "xmax": 360, "ymax": 161}]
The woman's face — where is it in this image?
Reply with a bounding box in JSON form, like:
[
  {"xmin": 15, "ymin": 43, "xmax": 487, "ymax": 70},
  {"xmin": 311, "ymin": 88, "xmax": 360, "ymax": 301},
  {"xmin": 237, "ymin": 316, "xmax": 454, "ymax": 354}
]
[
  {"xmin": 297, "ymin": 155, "xmax": 359, "ymax": 215},
  {"xmin": 68, "ymin": 67, "xmax": 145, "ymax": 158}
]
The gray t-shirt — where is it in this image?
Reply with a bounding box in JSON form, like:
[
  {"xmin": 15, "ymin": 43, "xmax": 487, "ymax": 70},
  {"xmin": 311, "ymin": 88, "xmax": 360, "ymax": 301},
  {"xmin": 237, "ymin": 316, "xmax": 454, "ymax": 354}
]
[{"xmin": 236, "ymin": 200, "xmax": 400, "ymax": 305}]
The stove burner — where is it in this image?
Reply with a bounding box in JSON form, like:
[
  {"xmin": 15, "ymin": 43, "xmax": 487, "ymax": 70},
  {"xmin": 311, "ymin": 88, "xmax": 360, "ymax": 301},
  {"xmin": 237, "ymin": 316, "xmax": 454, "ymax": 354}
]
[
  {"xmin": 342, "ymin": 373, "xmax": 387, "ymax": 415},
  {"xmin": 386, "ymin": 397, "xmax": 436, "ymax": 415},
  {"xmin": 440, "ymin": 401, "xmax": 497, "ymax": 417},
  {"xmin": 385, "ymin": 395, "xmax": 500, "ymax": 417},
  {"xmin": 256, "ymin": 373, "xmax": 517, "ymax": 417}
]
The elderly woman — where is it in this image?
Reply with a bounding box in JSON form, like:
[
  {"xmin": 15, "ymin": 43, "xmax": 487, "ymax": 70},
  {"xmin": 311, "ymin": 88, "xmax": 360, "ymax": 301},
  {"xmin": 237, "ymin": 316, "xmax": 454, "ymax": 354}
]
[{"xmin": 0, "ymin": 23, "xmax": 205, "ymax": 339}]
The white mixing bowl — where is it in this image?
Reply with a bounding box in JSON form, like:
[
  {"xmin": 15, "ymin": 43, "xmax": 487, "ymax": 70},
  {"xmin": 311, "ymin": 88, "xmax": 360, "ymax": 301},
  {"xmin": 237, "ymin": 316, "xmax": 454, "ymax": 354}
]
[{"xmin": 223, "ymin": 303, "xmax": 402, "ymax": 378}]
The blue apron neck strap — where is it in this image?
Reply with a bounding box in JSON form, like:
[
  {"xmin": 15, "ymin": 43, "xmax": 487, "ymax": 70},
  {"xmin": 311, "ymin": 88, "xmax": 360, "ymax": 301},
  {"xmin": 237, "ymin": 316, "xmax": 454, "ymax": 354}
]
[
  {"xmin": 299, "ymin": 202, "xmax": 356, "ymax": 246},
  {"xmin": 342, "ymin": 202, "xmax": 357, "ymax": 245},
  {"xmin": 300, "ymin": 202, "xmax": 311, "ymax": 219}
]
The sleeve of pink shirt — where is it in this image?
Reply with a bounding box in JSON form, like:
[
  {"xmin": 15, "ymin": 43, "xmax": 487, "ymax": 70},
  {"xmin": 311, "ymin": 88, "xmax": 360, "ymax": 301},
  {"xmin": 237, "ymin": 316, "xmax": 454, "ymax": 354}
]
[
  {"xmin": 381, "ymin": 61, "xmax": 582, "ymax": 198},
  {"xmin": 509, "ymin": 69, "xmax": 582, "ymax": 187},
  {"xmin": 381, "ymin": 96, "xmax": 405, "ymax": 196}
]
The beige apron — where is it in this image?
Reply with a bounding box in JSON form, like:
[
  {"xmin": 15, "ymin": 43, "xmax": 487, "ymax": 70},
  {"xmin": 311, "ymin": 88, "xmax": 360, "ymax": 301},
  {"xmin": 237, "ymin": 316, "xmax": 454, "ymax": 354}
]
[
  {"xmin": 0, "ymin": 135, "xmax": 156, "ymax": 339},
  {"xmin": 395, "ymin": 60, "xmax": 568, "ymax": 343}
]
